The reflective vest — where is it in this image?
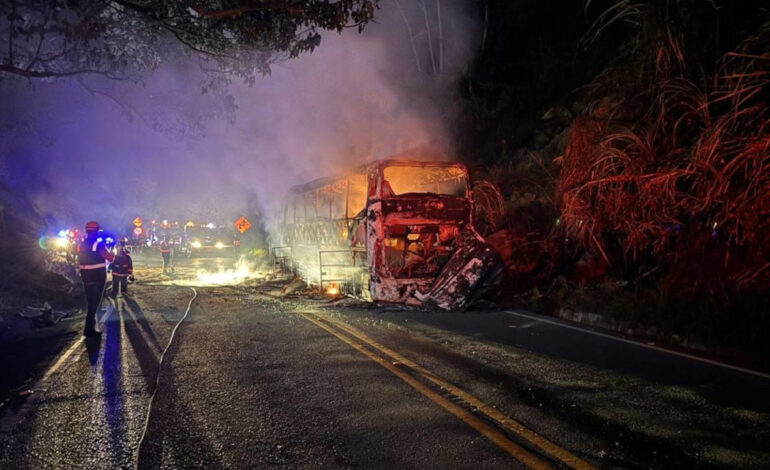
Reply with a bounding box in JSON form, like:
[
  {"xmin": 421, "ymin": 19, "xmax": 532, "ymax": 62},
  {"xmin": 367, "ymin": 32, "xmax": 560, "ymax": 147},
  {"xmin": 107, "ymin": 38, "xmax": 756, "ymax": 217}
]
[
  {"xmin": 111, "ymin": 254, "xmax": 133, "ymax": 276},
  {"xmin": 77, "ymin": 236, "xmax": 109, "ymax": 270}
]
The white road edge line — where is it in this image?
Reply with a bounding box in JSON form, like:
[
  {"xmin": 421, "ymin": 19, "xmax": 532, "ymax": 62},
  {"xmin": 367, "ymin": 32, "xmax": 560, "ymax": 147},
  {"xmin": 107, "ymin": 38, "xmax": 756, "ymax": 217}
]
[
  {"xmin": 40, "ymin": 303, "xmax": 115, "ymax": 381},
  {"xmin": 503, "ymin": 310, "xmax": 770, "ymax": 380},
  {"xmin": 0, "ymin": 294, "xmax": 117, "ymax": 428},
  {"xmin": 41, "ymin": 337, "xmax": 85, "ymax": 381}
]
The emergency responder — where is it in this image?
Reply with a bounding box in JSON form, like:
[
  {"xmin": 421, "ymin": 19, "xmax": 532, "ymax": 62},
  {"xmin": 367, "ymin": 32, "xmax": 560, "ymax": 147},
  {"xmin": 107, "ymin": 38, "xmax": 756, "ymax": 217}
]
[
  {"xmin": 109, "ymin": 244, "xmax": 133, "ymax": 297},
  {"xmin": 159, "ymin": 237, "xmax": 171, "ymax": 273},
  {"xmin": 77, "ymin": 221, "xmax": 114, "ymax": 337}
]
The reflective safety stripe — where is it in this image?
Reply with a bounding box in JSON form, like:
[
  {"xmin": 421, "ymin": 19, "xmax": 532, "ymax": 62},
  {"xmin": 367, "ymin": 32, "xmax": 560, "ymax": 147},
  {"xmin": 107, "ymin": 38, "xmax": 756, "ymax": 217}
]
[
  {"xmin": 79, "ymin": 263, "xmax": 106, "ymax": 270},
  {"xmin": 112, "ymin": 273, "xmax": 129, "ymax": 277},
  {"xmin": 91, "ymin": 241, "xmax": 100, "ymax": 252}
]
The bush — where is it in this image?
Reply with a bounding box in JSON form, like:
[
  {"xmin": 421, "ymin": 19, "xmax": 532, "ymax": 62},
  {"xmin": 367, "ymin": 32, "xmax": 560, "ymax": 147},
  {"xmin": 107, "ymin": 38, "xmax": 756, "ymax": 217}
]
[{"xmin": 556, "ymin": 0, "xmax": 770, "ymax": 297}]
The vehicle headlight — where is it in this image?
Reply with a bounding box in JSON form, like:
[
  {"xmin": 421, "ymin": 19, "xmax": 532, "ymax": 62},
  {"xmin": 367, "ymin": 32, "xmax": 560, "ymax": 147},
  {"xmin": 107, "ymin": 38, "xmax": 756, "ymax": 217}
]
[
  {"xmin": 215, "ymin": 242, "xmax": 224, "ymax": 249},
  {"xmin": 191, "ymin": 241, "xmax": 202, "ymax": 248},
  {"xmin": 54, "ymin": 237, "xmax": 69, "ymax": 248}
]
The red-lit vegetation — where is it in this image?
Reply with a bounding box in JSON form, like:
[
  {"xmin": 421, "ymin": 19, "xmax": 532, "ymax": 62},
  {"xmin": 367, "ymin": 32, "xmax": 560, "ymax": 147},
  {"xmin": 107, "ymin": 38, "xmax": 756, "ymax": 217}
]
[
  {"xmin": 556, "ymin": 5, "xmax": 769, "ymax": 297},
  {"xmin": 462, "ymin": 1, "xmax": 769, "ymax": 354}
]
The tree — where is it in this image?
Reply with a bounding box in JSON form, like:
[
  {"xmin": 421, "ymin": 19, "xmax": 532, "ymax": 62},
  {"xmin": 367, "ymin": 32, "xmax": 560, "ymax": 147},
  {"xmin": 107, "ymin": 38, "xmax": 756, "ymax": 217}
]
[{"xmin": 0, "ymin": 0, "xmax": 378, "ymax": 81}]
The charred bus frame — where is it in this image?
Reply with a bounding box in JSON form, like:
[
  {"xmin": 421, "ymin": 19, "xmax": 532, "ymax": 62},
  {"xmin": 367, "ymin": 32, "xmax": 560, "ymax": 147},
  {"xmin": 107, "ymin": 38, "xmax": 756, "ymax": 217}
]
[{"xmin": 272, "ymin": 159, "xmax": 473, "ymax": 302}]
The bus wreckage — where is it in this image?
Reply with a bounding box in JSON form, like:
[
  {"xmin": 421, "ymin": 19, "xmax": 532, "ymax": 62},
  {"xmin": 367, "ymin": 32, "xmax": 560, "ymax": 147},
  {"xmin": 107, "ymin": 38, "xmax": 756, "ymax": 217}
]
[{"xmin": 271, "ymin": 159, "xmax": 503, "ymax": 310}]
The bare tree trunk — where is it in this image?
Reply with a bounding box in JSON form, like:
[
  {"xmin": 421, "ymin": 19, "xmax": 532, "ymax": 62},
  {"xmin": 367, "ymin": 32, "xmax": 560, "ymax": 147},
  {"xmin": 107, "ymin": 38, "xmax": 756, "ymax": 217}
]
[
  {"xmin": 8, "ymin": 0, "xmax": 16, "ymax": 67},
  {"xmin": 481, "ymin": 0, "xmax": 489, "ymax": 52},
  {"xmin": 418, "ymin": 0, "xmax": 437, "ymax": 75},
  {"xmin": 436, "ymin": 0, "xmax": 443, "ymax": 73},
  {"xmin": 393, "ymin": 0, "xmax": 422, "ymax": 73}
]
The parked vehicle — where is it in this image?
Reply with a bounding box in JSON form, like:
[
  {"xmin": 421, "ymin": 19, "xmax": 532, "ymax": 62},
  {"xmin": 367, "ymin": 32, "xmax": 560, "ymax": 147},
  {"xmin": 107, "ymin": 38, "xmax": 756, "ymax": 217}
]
[{"xmin": 183, "ymin": 225, "xmax": 236, "ymax": 257}]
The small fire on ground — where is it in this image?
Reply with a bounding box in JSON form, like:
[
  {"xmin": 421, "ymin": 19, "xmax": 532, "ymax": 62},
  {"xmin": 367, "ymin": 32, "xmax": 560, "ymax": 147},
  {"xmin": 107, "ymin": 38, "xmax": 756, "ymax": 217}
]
[
  {"xmin": 195, "ymin": 258, "xmax": 265, "ymax": 286},
  {"xmin": 157, "ymin": 257, "xmax": 267, "ymax": 287},
  {"xmin": 325, "ymin": 284, "xmax": 341, "ymax": 296}
]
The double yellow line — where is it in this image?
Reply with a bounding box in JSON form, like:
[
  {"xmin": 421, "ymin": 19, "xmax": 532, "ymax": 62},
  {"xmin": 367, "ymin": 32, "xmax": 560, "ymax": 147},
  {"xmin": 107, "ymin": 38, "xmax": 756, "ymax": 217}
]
[{"xmin": 299, "ymin": 312, "xmax": 599, "ymax": 470}]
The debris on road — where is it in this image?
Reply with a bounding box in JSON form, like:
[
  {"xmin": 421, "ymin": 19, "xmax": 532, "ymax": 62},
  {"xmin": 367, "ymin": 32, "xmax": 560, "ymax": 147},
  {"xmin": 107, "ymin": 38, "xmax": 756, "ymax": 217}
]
[
  {"xmin": 414, "ymin": 227, "xmax": 504, "ymax": 310},
  {"xmin": 280, "ymin": 277, "xmax": 307, "ymax": 297},
  {"xmin": 18, "ymin": 302, "xmax": 68, "ymax": 326}
]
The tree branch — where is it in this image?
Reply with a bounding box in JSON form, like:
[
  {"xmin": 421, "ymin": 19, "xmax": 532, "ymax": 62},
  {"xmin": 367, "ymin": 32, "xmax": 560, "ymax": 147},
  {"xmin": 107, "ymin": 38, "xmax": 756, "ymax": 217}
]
[
  {"xmin": 0, "ymin": 64, "xmax": 121, "ymax": 79},
  {"xmin": 24, "ymin": 3, "xmax": 51, "ymax": 73},
  {"xmin": 104, "ymin": 0, "xmax": 154, "ymax": 18},
  {"xmin": 194, "ymin": 4, "xmax": 307, "ymax": 20},
  {"xmin": 76, "ymin": 77, "xmax": 152, "ymax": 127}
]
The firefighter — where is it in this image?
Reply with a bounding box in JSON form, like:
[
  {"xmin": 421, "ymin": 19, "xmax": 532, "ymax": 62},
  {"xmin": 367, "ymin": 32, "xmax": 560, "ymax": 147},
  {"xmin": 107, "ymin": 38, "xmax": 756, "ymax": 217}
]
[
  {"xmin": 109, "ymin": 244, "xmax": 133, "ymax": 297},
  {"xmin": 77, "ymin": 221, "xmax": 114, "ymax": 337},
  {"xmin": 159, "ymin": 237, "xmax": 171, "ymax": 273}
]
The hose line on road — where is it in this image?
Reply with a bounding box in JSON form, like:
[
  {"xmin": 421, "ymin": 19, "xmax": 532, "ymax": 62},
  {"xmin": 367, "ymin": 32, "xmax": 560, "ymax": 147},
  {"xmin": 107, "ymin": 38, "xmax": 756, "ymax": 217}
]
[{"xmin": 134, "ymin": 286, "xmax": 198, "ymax": 470}]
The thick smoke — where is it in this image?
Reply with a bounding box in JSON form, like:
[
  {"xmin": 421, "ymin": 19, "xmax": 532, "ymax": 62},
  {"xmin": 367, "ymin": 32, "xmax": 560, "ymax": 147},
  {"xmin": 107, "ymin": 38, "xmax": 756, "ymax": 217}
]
[{"xmin": 0, "ymin": 1, "xmax": 478, "ymax": 232}]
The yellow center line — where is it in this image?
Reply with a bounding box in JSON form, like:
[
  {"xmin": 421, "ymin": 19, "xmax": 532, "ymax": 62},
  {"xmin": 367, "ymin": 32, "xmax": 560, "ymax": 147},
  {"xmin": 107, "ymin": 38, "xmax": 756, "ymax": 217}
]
[
  {"xmin": 311, "ymin": 312, "xmax": 600, "ymax": 470},
  {"xmin": 299, "ymin": 313, "xmax": 554, "ymax": 470}
]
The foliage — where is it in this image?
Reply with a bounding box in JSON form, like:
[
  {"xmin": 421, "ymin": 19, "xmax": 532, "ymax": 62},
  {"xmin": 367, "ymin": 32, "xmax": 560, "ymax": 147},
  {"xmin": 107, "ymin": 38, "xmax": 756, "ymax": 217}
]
[
  {"xmin": 556, "ymin": 0, "xmax": 770, "ymax": 295},
  {"xmin": 0, "ymin": 0, "xmax": 378, "ymax": 81},
  {"xmin": 471, "ymin": 179, "xmax": 505, "ymax": 236}
]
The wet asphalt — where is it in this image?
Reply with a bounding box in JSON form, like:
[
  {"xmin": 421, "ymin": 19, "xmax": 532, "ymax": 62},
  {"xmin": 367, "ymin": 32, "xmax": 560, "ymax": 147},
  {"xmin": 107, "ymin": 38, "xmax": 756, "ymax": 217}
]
[{"xmin": 0, "ymin": 255, "xmax": 768, "ymax": 470}]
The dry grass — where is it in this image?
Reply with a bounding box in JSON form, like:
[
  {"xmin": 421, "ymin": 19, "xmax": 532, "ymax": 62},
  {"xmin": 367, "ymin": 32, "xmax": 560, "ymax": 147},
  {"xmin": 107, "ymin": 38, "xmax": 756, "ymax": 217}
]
[{"xmin": 557, "ymin": 1, "xmax": 769, "ymax": 296}]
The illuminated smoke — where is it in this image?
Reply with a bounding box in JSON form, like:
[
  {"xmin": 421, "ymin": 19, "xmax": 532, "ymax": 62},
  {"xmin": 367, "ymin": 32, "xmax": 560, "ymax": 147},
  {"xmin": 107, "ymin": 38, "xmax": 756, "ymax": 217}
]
[{"xmin": 0, "ymin": 1, "xmax": 479, "ymax": 231}]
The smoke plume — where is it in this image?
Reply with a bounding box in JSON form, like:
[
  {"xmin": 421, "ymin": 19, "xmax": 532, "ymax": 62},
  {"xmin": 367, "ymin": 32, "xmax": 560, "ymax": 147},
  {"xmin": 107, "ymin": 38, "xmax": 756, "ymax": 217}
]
[{"xmin": 0, "ymin": 1, "xmax": 479, "ymax": 232}]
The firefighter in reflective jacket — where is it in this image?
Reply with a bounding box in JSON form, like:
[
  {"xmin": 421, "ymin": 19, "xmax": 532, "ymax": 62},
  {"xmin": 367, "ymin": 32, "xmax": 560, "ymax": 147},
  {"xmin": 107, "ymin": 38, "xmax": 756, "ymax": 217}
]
[
  {"xmin": 109, "ymin": 244, "xmax": 133, "ymax": 297},
  {"xmin": 77, "ymin": 221, "xmax": 114, "ymax": 337},
  {"xmin": 159, "ymin": 237, "xmax": 171, "ymax": 273}
]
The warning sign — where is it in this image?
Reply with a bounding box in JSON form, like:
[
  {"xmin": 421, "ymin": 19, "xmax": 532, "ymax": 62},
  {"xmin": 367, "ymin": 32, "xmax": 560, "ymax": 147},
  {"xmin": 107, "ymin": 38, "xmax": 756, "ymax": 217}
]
[
  {"xmin": 133, "ymin": 217, "xmax": 143, "ymax": 227},
  {"xmin": 234, "ymin": 216, "xmax": 251, "ymax": 233}
]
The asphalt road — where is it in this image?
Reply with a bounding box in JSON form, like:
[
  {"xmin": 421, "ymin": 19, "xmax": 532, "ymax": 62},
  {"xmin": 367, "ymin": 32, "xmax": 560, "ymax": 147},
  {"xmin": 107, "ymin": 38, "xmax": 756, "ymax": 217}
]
[{"xmin": 0, "ymin": 256, "xmax": 767, "ymax": 470}]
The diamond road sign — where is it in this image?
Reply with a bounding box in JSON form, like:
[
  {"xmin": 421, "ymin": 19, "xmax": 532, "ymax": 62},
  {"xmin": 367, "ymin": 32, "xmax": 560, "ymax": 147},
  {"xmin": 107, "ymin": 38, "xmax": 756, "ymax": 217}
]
[
  {"xmin": 234, "ymin": 216, "xmax": 251, "ymax": 233},
  {"xmin": 133, "ymin": 217, "xmax": 143, "ymax": 227}
]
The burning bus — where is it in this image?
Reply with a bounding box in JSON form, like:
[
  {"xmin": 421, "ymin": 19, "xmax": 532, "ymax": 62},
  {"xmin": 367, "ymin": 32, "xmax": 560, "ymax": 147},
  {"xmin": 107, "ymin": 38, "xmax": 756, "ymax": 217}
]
[{"xmin": 272, "ymin": 159, "xmax": 495, "ymax": 304}]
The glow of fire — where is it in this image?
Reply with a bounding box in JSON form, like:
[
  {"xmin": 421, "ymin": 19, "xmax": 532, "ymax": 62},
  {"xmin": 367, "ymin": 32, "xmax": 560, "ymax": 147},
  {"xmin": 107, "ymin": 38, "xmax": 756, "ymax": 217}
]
[
  {"xmin": 325, "ymin": 284, "xmax": 341, "ymax": 296},
  {"xmin": 195, "ymin": 259, "xmax": 263, "ymax": 286}
]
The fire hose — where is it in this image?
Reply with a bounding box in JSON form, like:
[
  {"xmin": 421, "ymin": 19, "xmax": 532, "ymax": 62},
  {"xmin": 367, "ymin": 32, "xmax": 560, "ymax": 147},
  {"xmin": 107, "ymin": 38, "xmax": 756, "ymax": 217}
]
[{"xmin": 133, "ymin": 287, "xmax": 198, "ymax": 470}]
